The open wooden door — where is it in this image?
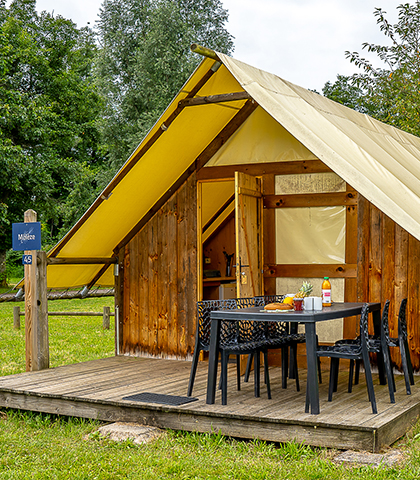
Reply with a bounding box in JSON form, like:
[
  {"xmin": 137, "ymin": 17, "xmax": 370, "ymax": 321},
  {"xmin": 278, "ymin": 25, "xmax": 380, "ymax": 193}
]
[{"xmin": 235, "ymin": 172, "xmax": 264, "ymax": 298}]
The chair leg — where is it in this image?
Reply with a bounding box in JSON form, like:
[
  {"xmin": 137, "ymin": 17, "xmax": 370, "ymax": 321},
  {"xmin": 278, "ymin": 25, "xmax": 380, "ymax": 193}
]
[
  {"xmin": 254, "ymin": 352, "xmax": 261, "ymax": 398},
  {"xmin": 388, "ymin": 346, "xmax": 396, "ymax": 393},
  {"xmin": 236, "ymin": 355, "xmax": 241, "ymax": 391},
  {"xmin": 292, "ymin": 343, "xmax": 300, "ymax": 392},
  {"xmin": 305, "ymin": 385, "xmax": 309, "ymax": 414},
  {"xmin": 348, "ymin": 359, "xmax": 354, "ymax": 393},
  {"xmin": 187, "ymin": 347, "xmax": 201, "ymax": 396},
  {"xmin": 328, "ymin": 358, "xmax": 338, "ymax": 402},
  {"xmin": 316, "ymin": 336, "xmax": 322, "ymax": 384},
  {"xmin": 281, "ymin": 346, "xmax": 288, "ymax": 389},
  {"xmin": 354, "ymin": 359, "xmax": 361, "ymax": 385},
  {"xmin": 381, "ymin": 340, "xmax": 396, "ymax": 403},
  {"xmin": 361, "ymin": 352, "xmax": 377, "ymax": 414},
  {"xmin": 333, "ymin": 358, "xmax": 339, "ymax": 393},
  {"xmin": 221, "ymin": 352, "xmax": 228, "ymax": 405},
  {"xmin": 317, "ymin": 357, "xmax": 322, "ymax": 384},
  {"xmin": 404, "ymin": 340, "xmax": 415, "ymax": 386},
  {"xmin": 219, "ymin": 353, "xmax": 229, "ymax": 390},
  {"xmin": 289, "ymin": 343, "xmax": 295, "ymax": 379},
  {"xmin": 263, "ymin": 350, "xmax": 271, "ymax": 399},
  {"xmin": 400, "ymin": 338, "xmax": 413, "ymax": 394},
  {"xmin": 244, "ymin": 354, "xmax": 253, "ymax": 383}
]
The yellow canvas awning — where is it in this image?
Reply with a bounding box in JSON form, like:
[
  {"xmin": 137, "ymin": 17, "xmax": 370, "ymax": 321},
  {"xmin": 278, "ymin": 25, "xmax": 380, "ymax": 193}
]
[{"xmin": 46, "ymin": 51, "xmax": 420, "ymax": 288}]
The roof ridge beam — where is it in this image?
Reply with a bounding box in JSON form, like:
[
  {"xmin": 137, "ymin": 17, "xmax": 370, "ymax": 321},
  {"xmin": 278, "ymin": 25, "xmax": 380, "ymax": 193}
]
[{"xmin": 179, "ymin": 91, "xmax": 251, "ymax": 107}]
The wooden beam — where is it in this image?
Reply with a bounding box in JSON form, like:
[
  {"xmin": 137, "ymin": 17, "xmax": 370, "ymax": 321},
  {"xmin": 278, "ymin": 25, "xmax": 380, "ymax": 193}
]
[
  {"xmin": 49, "ymin": 65, "xmax": 218, "ymax": 258},
  {"xmin": 47, "ymin": 257, "xmax": 117, "ymax": 265},
  {"xmin": 264, "ymin": 264, "xmax": 357, "ymax": 278},
  {"xmin": 24, "ymin": 209, "xmax": 49, "ymax": 372},
  {"xmin": 114, "ymin": 248, "xmax": 124, "ymax": 355},
  {"xmin": 264, "ymin": 191, "xmax": 358, "ymax": 209},
  {"xmin": 203, "ymin": 195, "xmax": 234, "ymax": 232},
  {"xmin": 357, "ymin": 195, "xmax": 370, "ymax": 302},
  {"xmin": 196, "ymin": 99, "xmax": 259, "ymax": 171},
  {"xmin": 197, "ymin": 160, "xmax": 332, "ymax": 181},
  {"xmin": 190, "ymin": 43, "xmax": 220, "ymax": 61},
  {"xmin": 87, "ymin": 264, "xmax": 112, "ymax": 290},
  {"xmin": 179, "ymin": 92, "xmax": 251, "ymax": 107}
]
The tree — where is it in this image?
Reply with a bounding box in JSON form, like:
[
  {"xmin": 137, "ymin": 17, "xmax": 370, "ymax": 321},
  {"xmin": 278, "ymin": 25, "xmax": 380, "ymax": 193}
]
[
  {"xmin": 95, "ymin": 0, "xmax": 234, "ymax": 179},
  {"xmin": 323, "ymin": 2, "xmax": 420, "ymax": 137},
  {"xmin": 0, "ymin": 0, "xmax": 104, "ymax": 285},
  {"xmin": 322, "ymin": 74, "xmax": 377, "ymax": 116}
]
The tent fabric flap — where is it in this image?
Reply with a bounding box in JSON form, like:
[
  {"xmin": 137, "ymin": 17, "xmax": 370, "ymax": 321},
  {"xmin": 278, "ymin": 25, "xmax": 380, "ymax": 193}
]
[
  {"xmin": 218, "ymin": 52, "xmax": 420, "ymax": 242},
  {"xmin": 46, "ymin": 51, "xmax": 420, "ymax": 288}
]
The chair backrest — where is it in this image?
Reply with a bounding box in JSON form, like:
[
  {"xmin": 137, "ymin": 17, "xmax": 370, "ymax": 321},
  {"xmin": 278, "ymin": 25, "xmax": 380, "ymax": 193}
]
[
  {"xmin": 381, "ymin": 300, "xmax": 391, "ymax": 343},
  {"xmin": 195, "ymin": 295, "xmax": 286, "ymax": 349},
  {"xmin": 359, "ymin": 303, "xmax": 370, "ymax": 351},
  {"xmin": 398, "ymin": 298, "xmax": 408, "ymax": 340},
  {"xmin": 196, "ymin": 299, "xmax": 237, "ymax": 350},
  {"xmin": 254, "ymin": 294, "xmax": 289, "ymax": 338}
]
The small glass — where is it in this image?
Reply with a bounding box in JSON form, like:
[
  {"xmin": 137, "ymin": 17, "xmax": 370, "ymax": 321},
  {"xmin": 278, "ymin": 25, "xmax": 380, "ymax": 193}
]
[{"xmin": 293, "ymin": 298, "xmax": 304, "ymax": 311}]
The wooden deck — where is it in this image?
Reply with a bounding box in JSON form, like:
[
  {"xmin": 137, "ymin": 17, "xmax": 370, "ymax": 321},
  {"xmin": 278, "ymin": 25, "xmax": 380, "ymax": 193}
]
[{"xmin": 0, "ymin": 356, "xmax": 419, "ymax": 452}]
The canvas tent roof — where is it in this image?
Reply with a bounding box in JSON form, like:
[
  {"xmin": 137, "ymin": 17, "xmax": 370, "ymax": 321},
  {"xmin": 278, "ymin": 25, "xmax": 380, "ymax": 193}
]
[{"xmin": 46, "ymin": 51, "xmax": 420, "ymax": 288}]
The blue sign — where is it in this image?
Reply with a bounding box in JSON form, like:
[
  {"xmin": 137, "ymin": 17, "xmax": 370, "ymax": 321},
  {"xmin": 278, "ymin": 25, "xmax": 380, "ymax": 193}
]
[
  {"xmin": 22, "ymin": 254, "xmax": 32, "ymax": 265},
  {"xmin": 12, "ymin": 222, "xmax": 42, "ymax": 251}
]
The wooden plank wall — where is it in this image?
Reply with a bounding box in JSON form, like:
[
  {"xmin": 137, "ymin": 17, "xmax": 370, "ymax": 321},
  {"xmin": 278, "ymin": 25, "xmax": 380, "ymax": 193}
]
[
  {"xmin": 357, "ymin": 195, "xmax": 420, "ymax": 370},
  {"xmin": 122, "ymin": 173, "xmax": 197, "ymax": 358}
]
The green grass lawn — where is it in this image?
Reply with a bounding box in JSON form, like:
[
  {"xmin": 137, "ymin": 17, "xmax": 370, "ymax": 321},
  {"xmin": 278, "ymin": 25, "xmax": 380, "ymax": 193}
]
[
  {"xmin": 1, "ymin": 296, "xmax": 420, "ymax": 479},
  {"xmin": 0, "ymin": 296, "xmax": 115, "ymax": 376}
]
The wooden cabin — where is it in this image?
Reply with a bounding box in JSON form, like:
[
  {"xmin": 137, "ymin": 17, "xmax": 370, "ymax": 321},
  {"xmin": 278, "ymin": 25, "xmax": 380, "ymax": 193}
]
[{"xmin": 46, "ymin": 47, "xmax": 420, "ymax": 371}]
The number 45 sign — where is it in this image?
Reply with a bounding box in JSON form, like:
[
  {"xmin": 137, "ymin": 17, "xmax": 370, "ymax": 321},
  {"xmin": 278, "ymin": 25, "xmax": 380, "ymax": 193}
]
[{"xmin": 22, "ymin": 255, "xmax": 33, "ymax": 265}]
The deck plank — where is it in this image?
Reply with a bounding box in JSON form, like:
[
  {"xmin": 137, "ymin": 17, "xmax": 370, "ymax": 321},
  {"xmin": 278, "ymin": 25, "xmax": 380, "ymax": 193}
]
[{"xmin": 1, "ymin": 356, "xmax": 419, "ymax": 452}]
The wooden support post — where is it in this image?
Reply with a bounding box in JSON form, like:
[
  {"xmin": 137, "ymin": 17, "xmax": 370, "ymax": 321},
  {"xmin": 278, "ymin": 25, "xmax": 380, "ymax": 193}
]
[
  {"xmin": 24, "ymin": 209, "xmax": 49, "ymax": 371},
  {"xmin": 103, "ymin": 306, "xmax": 110, "ymax": 330},
  {"xmin": 114, "ymin": 248, "xmax": 124, "ymax": 355},
  {"xmin": 13, "ymin": 306, "xmax": 21, "ymax": 329}
]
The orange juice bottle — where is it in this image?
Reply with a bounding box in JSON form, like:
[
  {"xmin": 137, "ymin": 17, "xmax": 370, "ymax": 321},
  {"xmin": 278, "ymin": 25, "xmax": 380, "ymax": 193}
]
[{"xmin": 322, "ymin": 277, "xmax": 332, "ymax": 307}]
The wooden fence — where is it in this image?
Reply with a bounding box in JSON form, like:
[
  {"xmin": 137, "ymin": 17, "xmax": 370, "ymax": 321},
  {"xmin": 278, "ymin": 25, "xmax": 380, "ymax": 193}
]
[{"xmin": 13, "ymin": 306, "xmax": 114, "ymax": 330}]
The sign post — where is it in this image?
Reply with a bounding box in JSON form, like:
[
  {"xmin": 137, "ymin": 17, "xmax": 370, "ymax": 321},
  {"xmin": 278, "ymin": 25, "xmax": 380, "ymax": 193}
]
[{"xmin": 13, "ymin": 210, "xmax": 49, "ymax": 371}]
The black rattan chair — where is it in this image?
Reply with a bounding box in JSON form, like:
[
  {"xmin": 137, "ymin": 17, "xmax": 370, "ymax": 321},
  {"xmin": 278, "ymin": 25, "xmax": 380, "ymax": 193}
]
[
  {"xmin": 243, "ymin": 295, "xmax": 306, "ymax": 391},
  {"xmin": 389, "ymin": 298, "xmax": 415, "ymax": 394},
  {"xmin": 351, "ymin": 298, "xmax": 414, "ymax": 395},
  {"xmin": 187, "ymin": 298, "xmax": 271, "ymax": 404},
  {"xmin": 316, "ymin": 304, "xmax": 378, "ymax": 414}
]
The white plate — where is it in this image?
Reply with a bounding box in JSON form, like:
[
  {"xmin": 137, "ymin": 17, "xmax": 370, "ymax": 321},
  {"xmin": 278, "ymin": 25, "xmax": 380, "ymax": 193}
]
[{"xmin": 261, "ymin": 309, "xmax": 294, "ymax": 313}]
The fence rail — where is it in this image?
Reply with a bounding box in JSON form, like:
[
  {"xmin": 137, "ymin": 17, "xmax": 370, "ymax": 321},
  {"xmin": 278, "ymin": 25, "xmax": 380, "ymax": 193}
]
[
  {"xmin": 1, "ymin": 288, "xmax": 115, "ymax": 303},
  {"xmin": 13, "ymin": 306, "xmax": 114, "ymax": 330}
]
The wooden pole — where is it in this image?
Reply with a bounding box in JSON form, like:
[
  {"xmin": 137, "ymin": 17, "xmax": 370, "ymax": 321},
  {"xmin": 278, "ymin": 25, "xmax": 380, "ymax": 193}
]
[
  {"xmin": 37, "ymin": 250, "xmax": 49, "ymax": 369},
  {"xmin": 190, "ymin": 43, "xmax": 220, "ymax": 61},
  {"xmin": 13, "ymin": 306, "xmax": 20, "ymax": 329},
  {"xmin": 24, "ymin": 209, "xmax": 49, "ymax": 371},
  {"xmin": 114, "ymin": 249, "xmax": 124, "ymax": 355},
  {"xmin": 103, "ymin": 306, "xmax": 110, "ymax": 330}
]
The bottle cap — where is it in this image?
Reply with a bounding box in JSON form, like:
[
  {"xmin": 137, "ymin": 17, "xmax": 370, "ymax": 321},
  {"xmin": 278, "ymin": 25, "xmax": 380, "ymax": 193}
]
[{"xmin": 324, "ymin": 277, "xmax": 329, "ymax": 280}]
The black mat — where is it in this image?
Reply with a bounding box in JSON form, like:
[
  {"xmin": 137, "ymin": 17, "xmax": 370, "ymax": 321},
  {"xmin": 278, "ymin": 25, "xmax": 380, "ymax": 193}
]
[{"xmin": 122, "ymin": 392, "xmax": 198, "ymax": 406}]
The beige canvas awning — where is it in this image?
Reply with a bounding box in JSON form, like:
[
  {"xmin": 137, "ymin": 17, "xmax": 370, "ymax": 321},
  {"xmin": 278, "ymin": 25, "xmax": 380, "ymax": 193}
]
[{"xmin": 45, "ymin": 52, "xmax": 420, "ymax": 288}]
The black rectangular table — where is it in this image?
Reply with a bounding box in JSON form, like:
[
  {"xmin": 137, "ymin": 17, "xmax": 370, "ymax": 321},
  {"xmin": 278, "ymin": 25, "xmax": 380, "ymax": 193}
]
[{"xmin": 206, "ymin": 302, "xmax": 382, "ymax": 414}]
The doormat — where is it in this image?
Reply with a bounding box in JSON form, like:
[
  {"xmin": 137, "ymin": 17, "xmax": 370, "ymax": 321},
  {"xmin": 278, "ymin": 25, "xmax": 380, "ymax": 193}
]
[{"xmin": 122, "ymin": 392, "xmax": 199, "ymax": 406}]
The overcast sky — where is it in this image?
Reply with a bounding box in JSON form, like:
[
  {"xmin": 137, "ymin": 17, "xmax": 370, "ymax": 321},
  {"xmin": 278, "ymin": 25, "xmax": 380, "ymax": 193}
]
[{"xmin": 9, "ymin": 0, "xmax": 403, "ymax": 91}]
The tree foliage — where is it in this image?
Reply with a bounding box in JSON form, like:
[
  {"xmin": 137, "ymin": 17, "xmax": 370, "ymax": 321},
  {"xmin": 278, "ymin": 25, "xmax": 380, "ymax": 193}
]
[
  {"xmin": 323, "ymin": 2, "xmax": 420, "ymax": 137},
  {"xmin": 95, "ymin": 0, "xmax": 234, "ymax": 178},
  {"xmin": 0, "ymin": 0, "xmax": 103, "ymax": 283}
]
